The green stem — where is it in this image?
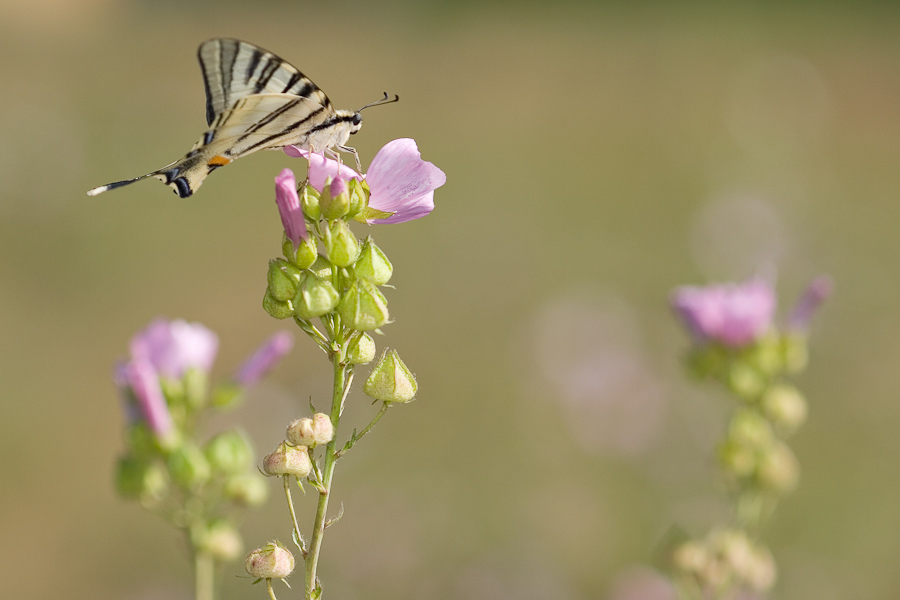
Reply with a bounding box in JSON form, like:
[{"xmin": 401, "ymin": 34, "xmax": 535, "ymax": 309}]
[
  {"xmin": 335, "ymin": 402, "xmax": 390, "ymax": 459},
  {"xmin": 284, "ymin": 475, "xmax": 307, "ymax": 558},
  {"xmin": 194, "ymin": 550, "xmax": 215, "ymax": 600},
  {"xmin": 304, "ymin": 339, "xmax": 350, "ymax": 599},
  {"xmin": 265, "ymin": 578, "xmax": 278, "ymax": 600}
]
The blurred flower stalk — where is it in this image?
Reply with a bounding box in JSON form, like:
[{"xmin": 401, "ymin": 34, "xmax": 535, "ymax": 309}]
[
  {"xmin": 669, "ymin": 276, "xmax": 831, "ymax": 599},
  {"xmin": 251, "ymin": 138, "xmax": 444, "ymax": 600},
  {"xmin": 115, "ymin": 318, "xmax": 292, "ymax": 600}
]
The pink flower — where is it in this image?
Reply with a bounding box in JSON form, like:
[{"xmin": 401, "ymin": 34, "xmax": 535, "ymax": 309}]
[
  {"xmin": 117, "ymin": 359, "xmax": 174, "ymax": 437},
  {"xmin": 129, "ymin": 318, "xmax": 219, "ymax": 380},
  {"xmin": 787, "ymin": 276, "xmax": 832, "ymax": 331},
  {"xmin": 671, "ymin": 278, "xmax": 776, "ymax": 348},
  {"xmin": 284, "ymin": 138, "xmax": 446, "ymax": 224},
  {"xmin": 275, "ymin": 168, "xmax": 308, "ymax": 248},
  {"xmin": 234, "ymin": 331, "xmax": 294, "ymax": 387}
]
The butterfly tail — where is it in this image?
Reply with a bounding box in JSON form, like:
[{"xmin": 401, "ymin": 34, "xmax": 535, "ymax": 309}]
[{"xmin": 87, "ymin": 146, "xmax": 230, "ymax": 198}]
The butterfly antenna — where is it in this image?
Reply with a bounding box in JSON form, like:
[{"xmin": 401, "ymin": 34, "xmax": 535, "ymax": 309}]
[{"xmin": 357, "ymin": 92, "xmax": 399, "ymax": 112}]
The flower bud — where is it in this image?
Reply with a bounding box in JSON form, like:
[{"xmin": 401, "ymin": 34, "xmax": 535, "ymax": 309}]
[
  {"xmin": 205, "ymin": 430, "xmax": 253, "ymax": 475},
  {"xmin": 319, "ymin": 177, "xmax": 350, "ymax": 220},
  {"xmin": 262, "ymin": 441, "xmax": 311, "ymax": 478},
  {"xmin": 728, "ymin": 409, "xmax": 773, "ymax": 449},
  {"xmin": 267, "ymin": 259, "xmax": 303, "ymax": 302},
  {"xmin": 761, "ymin": 384, "xmax": 807, "ymax": 434},
  {"xmin": 324, "ymin": 220, "xmax": 359, "ymax": 267},
  {"xmin": 263, "ymin": 289, "xmax": 294, "ymax": 320},
  {"xmin": 211, "ymin": 383, "xmax": 244, "ymax": 409},
  {"xmin": 309, "ymin": 255, "xmax": 333, "ymax": 280},
  {"xmin": 353, "ymin": 237, "xmax": 393, "ymax": 285},
  {"xmin": 244, "ymin": 541, "xmax": 295, "ymax": 579},
  {"xmin": 302, "ymin": 184, "xmax": 321, "ymax": 222},
  {"xmin": 756, "ymin": 441, "xmax": 799, "ymax": 492},
  {"xmin": 349, "ymin": 333, "xmax": 376, "ymax": 364},
  {"xmin": 338, "ymin": 280, "xmax": 389, "ymax": 331},
  {"xmin": 364, "ymin": 349, "xmax": 417, "ymax": 403},
  {"xmin": 672, "ymin": 540, "xmax": 709, "ymax": 576},
  {"xmin": 726, "ymin": 363, "xmax": 766, "ymax": 400},
  {"xmin": 718, "ymin": 439, "xmax": 757, "ymax": 478},
  {"xmin": 168, "ymin": 443, "xmax": 212, "ymax": 489},
  {"xmin": 286, "ymin": 413, "xmax": 335, "ymax": 447},
  {"xmin": 292, "ymin": 273, "xmax": 340, "ymax": 320},
  {"xmin": 194, "ymin": 520, "xmax": 243, "ymax": 562},
  {"xmin": 115, "ymin": 455, "xmax": 168, "ymax": 502},
  {"xmin": 782, "ymin": 334, "xmax": 809, "ymax": 373},
  {"xmin": 294, "ymin": 235, "xmax": 318, "ymax": 270},
  {"xmin": 224, "ymin": 472, "xmax": 269, "ymax": 506},
  {"xmin": 346, "ymin": 177, "xmax": 366, "ymax": 219}
]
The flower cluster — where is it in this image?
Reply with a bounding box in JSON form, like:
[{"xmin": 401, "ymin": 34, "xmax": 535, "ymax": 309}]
[
  {"xmin": 669, "ymin": 276, "xmax": 830, "ymax": 598},
  {"xmin": 114, "ymin": 318, "xmax": 292, "ymax": 563}
]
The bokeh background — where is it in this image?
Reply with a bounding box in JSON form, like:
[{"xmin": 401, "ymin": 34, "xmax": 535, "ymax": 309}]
[{"xmin": 3, "ymin": 1, "xmax": 900, "ymax": 598}]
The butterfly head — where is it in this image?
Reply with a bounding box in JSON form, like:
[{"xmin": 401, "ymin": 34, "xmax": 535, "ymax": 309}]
[{"xmin": 349, "ymin": 112, "xmax": 363, "ymax": 135}]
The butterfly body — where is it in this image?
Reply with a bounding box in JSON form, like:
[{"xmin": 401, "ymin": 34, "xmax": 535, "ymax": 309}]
[{"xmin": 88, "ymin": 39, "xmax": 363, "ymax": 198}]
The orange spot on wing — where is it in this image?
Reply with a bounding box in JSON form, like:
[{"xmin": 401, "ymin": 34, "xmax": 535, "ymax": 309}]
[{"xmin": 208, "ymin": 155, "xmax": 232, "ymax": 167}]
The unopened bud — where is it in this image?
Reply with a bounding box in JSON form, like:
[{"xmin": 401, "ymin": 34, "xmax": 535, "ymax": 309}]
[
  {"xmin": 756, "ymin": 441, "xmax": 799, "ymax": 492},
  {"xmin": 301, "ymin": 184, "xmax": 321, "ymax": 222},
  {"xmin": 761, "ymin": 384, "xmax": 807, "ymax": 434},
  {"xmin": 293, "ymin": 235, "xmax": 318, "ymax": 270},
  {"xmin": 267, "ymin": 259, "xmax": 302, "ymax": 302},
  {"xmin": 244, "ymin": 541, "xmax": 295, "ymax": 579},
  {"xmin": 292, "ymin": 273, "xmax": 340, "ymax": 320},
  {"xmin": 349, "ymin": 333, "xmax": 376, "ymax": 364},
  {"xmin": 309, "ymin": 255, "xmax": 333, "ymax": 280},
  {"xmin": 262, "ymin": 441, "xmax": 311, "ymax": 478},
  {"xmin": 263, "ymin": 289, "xmax": 294, "ymax": 320},
  {"xmin": 346, "ymin": 177, "xmax": 366, "ymax": 219},
  {"xmin": 286, "ymin": 412, "xmax": 335, "ymax": 447},
  {"xmin": 324, "ymin": 220, "xmax": 359, "ymax": 267},
  {"xmin": 353, "ymin": 237, "xmax": 393, "ymax": 285},
  {"xmin": 224, "ymin": 473, "xmax": 269, "ymax": 506},
  {"xmin": 115, "ymin": 455, "xmax": 168, "ymax": 502},
  {"xmin": 195, "ymin": 520, "xmax": 243, "ymax": 562},
  {"xmin": 338, "ymin": 280, "xmax": 389, "ymax": 331},
  {"xmin": 364, "ymin": 349, "xmax": 417, "ymax": 403},
  {"xmin": 728, "ymin": 409, "xmax": 773, "ymax": 449},
  {"xmin": 205, "ymin": 430, "xmax": 253, "ymax": 475},
  {"xmin": 169, "ymin": 444, "xmax": 212, "ymax": 489},
  {"xmin": 672, "ymin": 540, "xmax": 708, "ymax": 575},
  {"xmin": 727, "ymin": 363, "xmax": 766, "ymax": 400},
  {"xmin": 319, "ymin": 177, "xmax": 350, "ymax": 220}
]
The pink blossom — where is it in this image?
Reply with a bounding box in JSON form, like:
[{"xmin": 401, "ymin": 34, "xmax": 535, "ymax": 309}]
[
  {"xmin": 787, "ymin": 276, "xmax": 832, "ymax": 331},
  {"xmin": 129, "ymin": 318, "xmax": 219, "ymax": 380},
  {"xmin": 671, "ymin": 278, "xmax": 776, "ymax": 348},
  {"xmin": 284, "ymin": 138, "xmax": 445, "ymax": 224},
  {"xmin": 121, "ymin": 358, "xmax": 174, "ymax": 436},
  {"xmin": 275, "ymin": 168, "xmax": 308, "ymax": 248},
  {"xmin": 234, "ymin": 331, "xmax": 294, "ymax": 387}
]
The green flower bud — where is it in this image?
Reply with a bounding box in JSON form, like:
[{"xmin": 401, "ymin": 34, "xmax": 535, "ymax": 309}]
[
  {"xmin": 262, "ymin": 441, "xmax": 311, "ymax": 478},
  {"xmin": 364, "ymin": 349, "xmax": 417, "ymax": 403},
  {"xmin": 324, "ymin": 220, "xmax": 359, "ymax": 267},
  {"xmin": 286, "ymin": 413, "xmax": 334, "ymax": 448},
  {"xmin": 267, "ymin": 259, "xmax": 303, "ymax": 302},
  {"xmin": 353, "ymin": 237, "xmax": 393, "ymax": 285},
  {"xmin": 756, "ymin": 442, "xmax": 799, "ymax": 493},
  {"xmin": 302, "ymin": 184, "xmax": 321, "ymax": 222},
  {"xmin": 726, "ymin": 362, "xmax": 766, "ymax": 400},
  {"xmin": 319, "ymin": 177, "xmax": 351, "ymax": 220},
  {"xmin": 294, "ymin": 235, "xmax": 318, "ymax": 270},
  {"xmin": 338, "ymin": 280, "xmax": 389, "ymax": 331},
  {"xmin": 672, "ymin": 539, "xmax": 709, "ymax": 576},
  {"xmin": 168, "ymin": 443, "xmax": 212, "ymax": 489},
  {"xmin": 263, "ymin": 289, "xmax": 294, "ymax": 320},
  {"xmin": 761, "ymin": 384, "xmax": 807, "ymax": 434},
  {"xmin": 183, "ymin": 367, "xmax": 209, "ymax": 411},
  {"xmin": 349, "ymin": 333, "xmax": 376, "ymax": 364},
  {"xmin": 292, "ymin": 273, "xmax": 340, "ymax": 320},
  {"xmin": 309, "ymin": 255, "xmax": 333, "ymax": 280},
  {"xmin": 718, "ymin": 439, "xmax": 757, "ymax": 478},
  {"xmin": 728, "ymin": 409, "xmax": 774, "ymax": 449},
  {"xmin": 205, "ymin": 430, "xmax": 253, "ymax": 475},
  {"xmin": 686, "ymin": 346, "xmax": 724, "ymax": 379},
  {"xmin": 115, "ymin": 455, "xmax": 168, "ymax": 502},
  {"xmin": 245, "ymin": 541, "xmax": 295, "ymax": 579},
  {"xmin": 224, "ymin": 472, "xmax": 269, "ymax": 507},
  {"xmin": 747, "ymin": 334, "xmax": 783, "ymax": 377},
  {"xmin": 194, "ymin": 519, "xmax": 243, "ymax": 562},
  {"xmin": 346, "ymin": 177, "xmax": 366, "ymax": 219},
  {"xmin": 782, "ymin": 334, "xmax": 809, "ymax": 373},
  {"xmin": 211, "ymin": 383, "xmax": 244, "ymax": 409}
]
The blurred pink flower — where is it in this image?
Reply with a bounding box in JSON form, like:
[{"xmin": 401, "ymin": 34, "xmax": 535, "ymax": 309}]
[
  {"xmin": 787, "ymin": 275, "xmax": 832, "ymax": 331},
  {"xmin": 275, "ymin": 168, "xmax": 308, "ymax": 248},
  {"xmin": 671, "ymin": 278, "xmax": 776, "ymax": 347},
  {"xmin": 119, "ymin": 359, "xmax": 174, "ymax": 437},
  {"xmin": 129, "ymin": 318, "xmax": 219, "ymax": 379},
  {"xmin": 234, "ymin": 331, "xmax": 294, "ymax": 387},
  {"xmin": 284, "ymin": 138, "xmax": 446, "ymax": 224}
]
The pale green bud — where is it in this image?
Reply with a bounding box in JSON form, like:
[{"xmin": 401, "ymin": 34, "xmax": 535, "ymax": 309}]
[
  {"xmin": 324, "ymin": 220, "xmax": 359, "ymax": 267},
  {"xmin": 338, "ymin": 280, "xmax": 389, "ymax": 331},
  {"xmin": 263, "ymin": 289, "xmax": 294, "ymax": 320},
  {"xmin": 244, "ymin": 541, "xmax": 295, "ymax": 579},
  {"xmin": 309, "ymin": 255, "xmax": 333, "ymax": 280},
  {"xmin": 205, "ymin": 430, "xmax": 253, "ymax": 475},
  {"xmin": 747, "ymin": 333, "xmax": 783, "ymax": 377},
  {"xmin": 353, "ymin": 237, "xmax": 393, "ymax": 285},
  {"xmin": 115, "ymin": 455, "xmax": 168, "ymax": 502},
  {"xmin": 718, "ymin": 439, "xmax": 757, "ymax": 478},
  {"xmin": 262, "ymin": 441, "xmax": 311, "ymax": 478},
  {"xmin": 286, "ymin": 413, "xmax": 335, "ymax": 447},
  {"xmin": 349, "ymin": 333, "xmax": 376, "ymax": 364},
  {"xmin": 294, "ymin": 235, "xmax": 318, "ymax": 270},
  {"xmin": 224, "ymin": 473, "xmax": 269, "ymax": 507},
  {"xmin": 319, "ymin": 177, "xmax": 350, "ymax": 220},
  {"xmin": 726, "ymin": 362, "xmax": 766, "ymax": 401},
  {"xmin": 672, "ymin": 540, "xmax": 709, "ymax": 576},
  {"xmin": 728, "ymin": 409, "xmax": 774, "ymax": 449},
  {"xmin": 168, "ymin": 443, "xmax": 212, "ymax": 489},
  {"xmin": 782, "ymin": 334, "xmax": 809, "ymax": 373},
  {"xmin": 756, "ymin": 442, "xmax": 799, "ymax": 493},
  {"xmin": 183, "ymin": 367, "xmax": 209, "ymax": 411},
  {"xmin": 211, "ymin": 383, "xmax": 244, "ymax": 409},
  {"xmin": 267, "ymin": 259, "xmax": 303, "ymax": 302},
  {"xmin": 364, "ymin": 349, "xmax": 417, "ymax": 403},
  {"xmin": 761, "ymin": 384, "xmax": 807, "ymax": 434},
  {"xmin": 194, "ymin": 520, "xmax": 243, "ymax": 562},
  {"xmin": 292, "ymin": 273, "xmax": 340, "ymax": 320},
  {"xmin": 346, "ymin": 177, "xmax": 366, "ymax": 219},
  {"xmin": 302, "ymin": 185, "xmax": 321, "ymax": 222}
]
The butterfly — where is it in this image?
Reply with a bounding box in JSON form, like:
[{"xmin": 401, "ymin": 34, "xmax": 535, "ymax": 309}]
[{"xmin": 87, "ymin": 38, "xmax": 397, "ymax": 198}]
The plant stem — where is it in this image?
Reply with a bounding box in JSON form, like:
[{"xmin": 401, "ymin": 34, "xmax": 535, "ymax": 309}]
[
  {"xmin": 284, "ymin": 475, "xmax": 307, "ymax": 558},
  {"xmin": 266, "ymin": 578, "xmax": 278, "ymax": 600},
  {"xmin": 304, "ymin": 338, "xmax": 349, "ymax": 599},
  {"xmin": 194, "ymin": 550, "xmax": 214, "ymax": 600}
]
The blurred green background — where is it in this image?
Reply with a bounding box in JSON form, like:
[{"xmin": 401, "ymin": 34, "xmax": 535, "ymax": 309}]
[{"xmin": 3, "ymin": 1, "xmax": 900, "ymax": 598}]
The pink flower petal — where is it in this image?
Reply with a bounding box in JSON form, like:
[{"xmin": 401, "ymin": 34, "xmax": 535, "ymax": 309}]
[
  {"xmin": 275, "ymin": 168, "xmax": 307, "ymax": 247},
  {"xmin": 671, "ymin": 278, "xmax": 776, "ymax": 348},
  {"xmin": 129, "ymin": 318, "xmax": 219, "ymax": 379},
  {"xmin": 366, "ymin": 138, "xmax": 446, "ymax": 223},
  {"xmin": 283, "ymin": 147, "xmax": 361, "ymax": 192},
  {"xmin": 234, "ymin": 331, "xmax": 294, "ymax": 387},
  {"xmin": 124, "ymin": 359, "xmax": 173, "ymax": 436}
]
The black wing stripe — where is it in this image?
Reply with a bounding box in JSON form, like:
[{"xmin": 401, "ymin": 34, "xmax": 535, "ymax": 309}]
[
  {"xmin": 237, "ymin": 97, "xmax": 304, "ymax": 140},
  {"xmin": 253, "ymin": 56, "xmax": 281, "ymax": 94},
  {"xmin": 245, "ymin": 48, "xmax": 263, "ymax": 84},
  {"xmin": 240, "ymin": 106, "xmax": 327, "ymax": 154}
]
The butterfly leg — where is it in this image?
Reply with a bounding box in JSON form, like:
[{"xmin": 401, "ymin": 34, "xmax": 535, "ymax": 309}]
[{"xmin": 336, "ymin": 145, "xmax": 362, "ymax": 173}]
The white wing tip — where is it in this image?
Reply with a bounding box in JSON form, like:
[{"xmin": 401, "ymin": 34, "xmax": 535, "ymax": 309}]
[{"xmin": 86, "ymin": 185, "xmax": 107, "ymax": 197}]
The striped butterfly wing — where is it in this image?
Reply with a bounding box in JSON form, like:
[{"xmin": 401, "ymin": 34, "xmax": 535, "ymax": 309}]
[{"xmin": 88, "ymin": 39, "xmax": 359, "ymax": 198}]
